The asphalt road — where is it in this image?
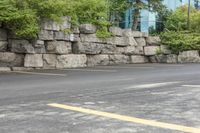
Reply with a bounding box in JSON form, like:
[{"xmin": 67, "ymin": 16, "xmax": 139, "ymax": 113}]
[{"xmin": 0, "ymin": 64, "xmax": 200, "ymax": 133}]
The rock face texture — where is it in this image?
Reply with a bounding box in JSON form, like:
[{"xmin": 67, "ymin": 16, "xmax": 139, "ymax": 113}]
[{"xmin": 0, "ymin": 17, "xmax": 200, "ymax": 70}]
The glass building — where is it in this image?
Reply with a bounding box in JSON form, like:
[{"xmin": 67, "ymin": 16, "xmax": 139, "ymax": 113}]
[{"xmin": 120, "ymin": 0, "xmax": 198, "ymax": 32}]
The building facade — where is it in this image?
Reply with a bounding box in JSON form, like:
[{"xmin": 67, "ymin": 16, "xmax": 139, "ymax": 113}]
[{"xmin": 120, "ymin": 0, "xmax": 199, "ymax": 32}]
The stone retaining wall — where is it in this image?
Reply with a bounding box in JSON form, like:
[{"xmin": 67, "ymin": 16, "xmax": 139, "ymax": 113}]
[{"xmin": 0, "ymin": 16, "xmax": 200, "ymax": 71}]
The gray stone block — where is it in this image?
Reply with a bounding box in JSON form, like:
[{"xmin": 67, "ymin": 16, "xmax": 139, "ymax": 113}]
[
  {"xmin": 38, "ymin": 30, "xmax": 54, "ymax": 40},
  {"xmin": 79, "ymin": 24, "xmax": 96, "ymax": 34},
  {"xmin": 87, "ymin": 55, "xmax": 109, "ymax": 67},
  {"xmin": 0, "ymin": 29, "xmax": 7, "ymax": 41},
  {"xmin": 101, "ymin": 44, "xmax": 116, "ymax": 54},
  {"xmin": 146, "ymin": 36, "xmax": 161, "ymax": 45},
  {"xmin": 124, "ymin": 46, "xmax": 136, "ymax": 55},
  {"xmin": 60, "ymin": 16, "xmax": 71, "ymax": 30},
  {"xmin": 43, "ymin": 54, "xmax": 57, "ymax": 69},
  {"xmin": 123, "ymin": 29, "xmax": 133, "ymax": 37},
  {"xmin": 107, "ymin": 37, "xmax": 127, "ymax": 46},
  {"xmin": 178, "ymin": 50, "xmax": 200, "ymax": 63},
  {"xmin": 144, "ymin": 46, "xmax": 160, "ymax": 56},
  {"xmin": 130, "ymin": 55, "xmax": 148, "ymax": 63},
  {"xmin": 0, "ymin": 67, "xmax": 11, "ymax": 72},
  {"xmin": 134, "ymin": 46, "xmax": 144, "ymax": 55},
  {"xmin": 45, "ymin": 41, "xmax": 72, "ymax": 54},
  {"xmin": 125, "ymin": 36, "xmax": 138, "ymax": 46},
  {"xmin": 41, "ymin": 19, "xmax": 60, "ymax": 31},
  {"xmin": 109, "ymin": 54, "xmax": 129, "ymax": 64},
  {"xmin": 72, "ymin": 41, "xmax": 103, "ymax": 55},
  {"xmin": 0, "ymin": 52, "xmax": 24, "ymax": 67},
  {"xmin": 54, "ymin": 31, "xmax": 70, "ymax": 41},
  {"xmin": 9, "ymin": 39, "xmax": 35, "ymax": 54},
  {"xmin": 135, "ymin": 37, "xmax": 146, "ymax": 46},
  {"xmin": 0, "ymin": 41, "xmax": 8, "ymax": 51},
  {"xmin": 80, "ymin": 34, "xmax": 106, "ymax": 43},
  {"xmin": 56, "ymin": 54, "xmax": 87, "ymax": 69},
  {"xmin": 132, "ymin": 31, "xmax": 143, "ymax": 37},
  {"xmin": 109, "ymin": 27, "xmax": 123, "ymax": 36},
  {"xmin": 24, "ymin": 54, "xmax": 43, "ymax": 68},
  {"xmin": 32, "ymin": 40, "xmax": 46, "ymax": 54}
]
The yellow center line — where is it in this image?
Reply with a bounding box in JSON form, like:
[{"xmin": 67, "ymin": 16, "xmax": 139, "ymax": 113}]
[{"xmin": 48, "ymin": 103, "xmax": 200, "ymax": 133}]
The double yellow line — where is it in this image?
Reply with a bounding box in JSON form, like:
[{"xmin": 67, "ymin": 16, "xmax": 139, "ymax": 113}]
[{"xmin": 48, "ymin": 103, "xmax": 200, "ymax": 133}]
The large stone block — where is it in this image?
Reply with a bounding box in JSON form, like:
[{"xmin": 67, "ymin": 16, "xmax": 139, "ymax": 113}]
[
  {"xmin": 54, "ymin": 31, "xmax": 70, "ymax": 41},
  {"xmin": 80, "ymin": 34, "xmax": 106, "ymax": 43},
  {"xmin": 38, "ymin": 30, "xmax": 54, "ymax": 40},
  {"xmin": 43, "ymin": 54, "xmax": 57, "ymax": 69},
  {"xmin": 135, "ymin": 37, "xmax": 146, "ymax": 46},
  {"xmin": 60, "ymin": 16, "xmax": 71, "ymax": 30},
  {"xmin": 79, "ymin": 24, "xmax": 96, "ymax": 34},
  {"xmin": 123, "ymin": 29, "xmax": 133, "ymax": 37},
  {"xmin": 73, "ymin": 41, "xmax": 103, "ymax": 55},
  {"xmin": 124, "ymin": 46, "xmax": 136, "ymax": 55},
  {"xmin": 56, "ymin": 54, "xmax": 87, "ymax": 68},
  {"xmin": 46, "ymin": 41, "xmax": 72, "ymax": 54},
  {"xmin": 109, "ymin": 54, "xmax": 129, "ymax": 64},
  {"xmin": 101, "ymin": 44, "xmax": 116, "ymax": 54},
  {"xmin": 9, "ymin": 39, "xmax": 35, "ymax": 54},
  {"xmin": 0, "ymin": 41, "xmax": 8, "ymax": 51},
  {"xmin": 178, "ymin": 50, "xmax": 200, "ymax": 63},
  {"xmin": 87, "ymin": 55, "xmax": 109, "ymax": 67},
  {"xmin": 166, "ymin": 54, "xmax": 178, "ymax": 63},
  {"xmin": 149, "ymin": 54, "xmax": 178, "ymax": 63},
  {"xmin": 24, "ymin": 54, "xmax": 43, "ymax": 67},
  {"xmin": 130, "ymin": 55, "xmax": 148, "ymax": 63},
  {"xmin": 107, "ymin": 37, "xmax": 127, "ymax": 46},
  {"xmin": 146, "ymin": 36, "xmax": 161, "ymax": 45},
  {"xmin": 0, "ymin": 29, "xmax": 7, "ymax": 41},
  {"xmin": 134, "ymin": 46, "xmax": 144, "ymax": 55},
  {"xmin": 132, "ymin": 31, "xmax": 143, "ymax": 37},
  {"xmin": 144, "ymin": 46, "xmax": 160, "ymax": 56},
  {"xmin": 0, "ymin": 52, "xmax": 24, "ymax": 67},
  {"xmin": 125, "ymin": 37, "xmax": 138, "ymax": 46},
  {"xmin": 32, "ymin": 40, "xmax": 46, "ymax": 54},
  {"xmin": 109, "ymin": 27, "xmax": 123, "ymax": 36}
]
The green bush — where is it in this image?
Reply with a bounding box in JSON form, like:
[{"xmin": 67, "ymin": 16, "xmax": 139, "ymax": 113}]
[
  {"xmin": 160, "ymin": 31, "xmax": 200, "ymax": 54},
  {"xmin": 0, "ymin": 0, "xmax": 114, "ymax": 38}
]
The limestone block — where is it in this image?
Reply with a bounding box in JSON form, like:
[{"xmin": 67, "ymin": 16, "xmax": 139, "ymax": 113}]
[
  {"xmin": 0, "ymin": 41, "xmax": 8, "ymax": 51},
  {"xmin": 101, "ymin": 44, "xmax": 116, "ymax": 54},
  {"xmin": 144, "ymin": 46, "xmax": 160, "ymax": 56},
  {"xmin": 43, "ymin": 54, "xmax": 57, "ymax": 69},
  {"xmin": 56, "ymin": 54, "xmax": 87, "ymax": 68},
  {"xmin": 72, "ymin": 41, "xmax": 103, "ymax": 55},
  {"xmin": 134, "ymin": 46, "xmax": 144, "ymax": 55},
  {"xmin": 124, "ymin": 46, "xmax": 136, "ymax": 55},
  {"xmin": 125, "ymin": 36, "xmax": 138, "ymax": 46},
  {"xmin": 24, "ymin": 54, "xmax": 43, "ymax": 67},
  {"xmin": 41, "ymin": 19, "xmax": 60, "ymax": 31},
  {"xmin": 146, "ymin": 36, "xmax": 161, "ymax": 45},
  {"xmin": 109, "ymin": 54, "xmax": 129, "ymax": 64},
  {"xmin": 123, "ymin": 29, "xmax": 133, "ymax": 37},
  {"xmin": 79, "ymin": 24, "xmax": 96, "ymax": 34},
  {"xmin": 0, "ymin": 29, "xmax": 7, "ymax": 41},
  {"xmin": 107, "ymin": 37, "xmax": 127, "ymax": 46},
  {"xmin": 87, "ymin": 55, "xmax": 109, "ymax": 67},
  {"xmin": 0, "ymin": 52, "xmax": 24, "ymax": 67},
  {"xmin": 132, "ymin": 31, "xmax": 143, "ymax": 37},
  {"xmin": 80, "ymin": 34, "xmax": 106, "ymax": 43},
  {"xmin": 0, "ymin": 67, "xmax": 11, "ymax": 72},
  {"xmin": 9, "ymin": 39, "xmax": 35, "ymax": 54},
  {"xmin": 46, "ymin": 41, "xmax": 72, "ymax": 54},
  {"xmin": 130, "ymin": 55, "xmax": 148, "ymax": 63},
  {"xmin": 54, "ymin": 31, "xmax": 70, "ymax": 41},
  {"xmin": 60, "ymin": 16, "xmax": 71, "ymax": 30},
  {"xmin": 32, "ymin": 40, "xmax": 46, "ymax": 54},
  {"xmin": 135, "ymin": 37, "xmax": 146, "ymax": 46},
  {"xmin": 178, "ymin": 50, "xmax": 200, "ymax": 63},
  {"xmin": 109, "ymin": 27, "xmax": 123, "ymax": 36},
  {"xmin": 149, "ymin": 54, "xmax": 178, "ymax": 63},
  {"xmin": 166, "ymin": 54, "xmax": 178, "ymax": 63},
  {"xmin": 38, "ymin": 30, "xmax": 54, "ymax": 40}
]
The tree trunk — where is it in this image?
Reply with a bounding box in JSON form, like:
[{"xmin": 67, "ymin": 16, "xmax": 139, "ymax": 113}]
[
  {"xmin": 132, "ymin": 0, "xmax": 141, "ymax": 31},
  {"xmin": 132, "ymin": 9, "xmax": 140, "ymax": 30}
]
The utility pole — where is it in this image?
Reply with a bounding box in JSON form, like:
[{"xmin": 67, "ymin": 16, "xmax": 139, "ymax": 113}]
[{"xmin": 187, "ymin": 0, "xmax": 191, "ymax": 30}]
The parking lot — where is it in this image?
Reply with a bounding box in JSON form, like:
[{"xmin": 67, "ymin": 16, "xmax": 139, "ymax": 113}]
[{"xmin": 0, "ymin": 64, "xmax": 200, "ymax": 133}]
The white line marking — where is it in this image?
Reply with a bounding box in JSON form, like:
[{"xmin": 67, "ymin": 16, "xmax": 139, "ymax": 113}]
[
  {"xmin": 63, "ymin": 69, "xmax": 117, "ymax": 72},
  {"xmin": 96, "ymin": 66, "xmax": 154, "ymax": 69},
  {"xmin": 127, "ymin": 82, "xmax": 180, "ymax": 89},
  {"xmin": 12, "ymin": 71, "xmax": 66, "ymax": 76},
  {"xmin": 182, "ymin": 85, "xmax": 200, "ymax": 88}
]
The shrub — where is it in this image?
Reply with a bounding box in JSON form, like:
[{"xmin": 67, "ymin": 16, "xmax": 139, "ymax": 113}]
[{"xmin": 160, "ymin": 31, "xmax": 200, "ymax": 54}]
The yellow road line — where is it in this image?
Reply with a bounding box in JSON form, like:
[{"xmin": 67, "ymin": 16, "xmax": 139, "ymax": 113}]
[
  {"xmin": 12, "ymin": 71, "xmax": 66, "ymax": 76},
  {"xmin": 48, "ymin": 103, "xmax": 200, "ymax": 133}
]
